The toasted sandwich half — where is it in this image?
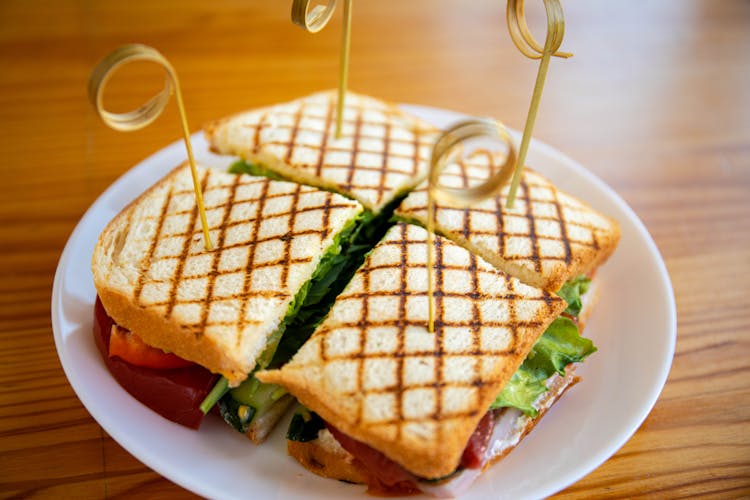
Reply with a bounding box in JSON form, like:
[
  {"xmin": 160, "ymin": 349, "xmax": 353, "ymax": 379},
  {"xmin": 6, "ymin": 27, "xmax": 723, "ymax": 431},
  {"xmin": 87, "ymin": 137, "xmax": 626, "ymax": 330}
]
[
  {"xmin": 92, "ymin": 162, "xmax": 364, "ymax": 440},
  {"xmin": 204, "ymin": 90, "xmax": 439, "ymax": 215},
  {"xmin": 396, "ymin": 149, "xmax": 620, "ymax": 295},
  {"xmin": 258, "ymin": 223, "xmax": 596, "ymax": 495}
]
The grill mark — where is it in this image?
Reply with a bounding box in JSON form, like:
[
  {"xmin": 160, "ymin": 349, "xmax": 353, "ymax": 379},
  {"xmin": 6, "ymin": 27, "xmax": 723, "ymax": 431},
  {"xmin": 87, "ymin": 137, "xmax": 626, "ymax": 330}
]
[
  {"xmin": 340, "ymin": 111, "xmax": 363, "ymax": 192},
  {"xmin": 160, "ymin": 200, "xmax": 355, "ymax": 230},
  {"xmin": 237, "ymin": 178, "xmax": 271, "ymax": 349},
  {"xmin": 196, "ymin": 173, "xmax": 242, "ymax": 336},
  {"xmin": 394, "ymin": 222, "xmax": 408, "ymax": 439},
  {"xmin": 340, "ymin": 347, "xmax": 516, "ymax": 362},
  {"xmin": 339, "ymin": 286, "xmax": 551, "ymax": 305},
  {"xmin": 262, "ymin": 141, "xmax": 426, "ymax": 163},
  {"xmin": 164, "ymin": 170, "xmax": 209, "ymax": 317},
  {"xmin": 140, "ymin": 257, "xmax": 315, "ymax": 286},
  {"xmin": 280, "ymin": 182, "xmax": 302, "ymax": 287},
  {"xmin": 551, "ymin": 190, "xmax": 573, "ymax": 265},
  {"xmin": 371, "ymin": 121, "xmax": 392, "ymax": 209},
  {"xmin": 319, "ymin": 195, "xmax": 332, "ymax": 242},
  {"xmin": 314, "ymin": 95, "xmax": 336, "ymax": 177},
  {"xmin": 320, "ymin": 315, "xmax": 544, "ymax": 330},
  {"xmin": 493, "ymin": 192, "xmax": 507, "ymax": 259},
  {"xmin": 432, "ymin": 235, "xmax": 445, "ymax": 421},
  {"xmin": 284, "ymin": 101, "xmax": 306, "ymax": 164},
  {"xmin": 134, "ymin": 183, "xmax": 174, "ymax": 305},
  {"xmin": 455, "ymin": 155, "xmax": 473, "ymax": 242},
  {"xmin": 341, "ymin": 410, "xmax": 493, "ymax": 427},
  {"xmin": 519, "ymin": 177, "xmax": 542, "ymax": 273},
  {"xmin": 338, "ymin": 376, "xmax": 504, "ymax": 394},
  {"xmin": 143, "ymin": 289, "xmax": 289, "ymax": 309},
  {"xmin": 355, "ymin": 240, "xmax": 372, "ymax": 426},
  {"xmin": 505, "ymin": 274, "xmax": 520, "ymax": 352},
  {"xmin": 253, "ymin": 113, "xmax": 267, "ymax": 152},
  {"xmin": 468, "ymin": 252, "xmax": 483, "ymax": 387},
  {"xmin": 145, "ymin": 235, "xmax": 320, "ymax": 263}
]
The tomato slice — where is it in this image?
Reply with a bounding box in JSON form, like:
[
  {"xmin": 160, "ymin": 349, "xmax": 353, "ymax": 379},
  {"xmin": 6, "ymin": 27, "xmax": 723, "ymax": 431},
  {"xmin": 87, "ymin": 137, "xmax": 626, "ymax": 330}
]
[
  {"xmin": 459, "ymin": 410, "xmax": 496, "ymax": 469},
  {"xmin": 94, "ymin": 297, "xmax": 219, "ymax": 429},
  {"xmin": 109, "ymin": 325, "xmax": 194, "ymax": 369}
]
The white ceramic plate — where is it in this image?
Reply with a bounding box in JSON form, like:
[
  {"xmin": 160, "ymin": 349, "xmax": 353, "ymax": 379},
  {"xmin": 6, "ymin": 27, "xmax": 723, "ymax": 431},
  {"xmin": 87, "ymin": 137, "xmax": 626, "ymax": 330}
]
[{"xmin": 52, "ymin": 105, "xmax": 676, "ymax": 499}]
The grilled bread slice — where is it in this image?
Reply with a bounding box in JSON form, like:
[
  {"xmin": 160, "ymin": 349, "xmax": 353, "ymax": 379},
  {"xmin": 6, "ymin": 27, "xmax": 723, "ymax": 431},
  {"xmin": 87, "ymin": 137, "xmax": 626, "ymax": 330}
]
[
  {"xmin": 92, "ymin": 162, "xmax": 363, "ymax": 386},
  {"xmin": 258, "ymin": 223, "xmax": 566, "ymax": 479},
  {"xmin": 396, "ymin": 150, "xmax": 621, "ymax": 291},
  {"xmin": 205, "ymin": 90, "xmax": 439, "ymax": 214}
]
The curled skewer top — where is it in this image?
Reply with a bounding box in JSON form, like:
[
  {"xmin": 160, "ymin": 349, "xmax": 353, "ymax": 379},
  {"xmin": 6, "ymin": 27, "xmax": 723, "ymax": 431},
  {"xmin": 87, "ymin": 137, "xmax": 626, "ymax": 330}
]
[
  {"xmin": 88, "ymin": 43, "xmax": 213, "ymax": 250},
  {"xmin": 426, "ymin": 118, "xmax": 517, "ymax": 332},
  {"xmin": 506, "ymin": 0, "xmax": 572, "ymax": 60},
  {"xmin": 291, "ymin": 0, "xmax": 337, "ymax": 33}
]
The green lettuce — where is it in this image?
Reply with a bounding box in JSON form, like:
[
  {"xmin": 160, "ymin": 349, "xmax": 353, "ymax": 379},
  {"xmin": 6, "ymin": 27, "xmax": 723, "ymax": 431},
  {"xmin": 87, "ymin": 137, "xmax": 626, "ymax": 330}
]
[
  {"xmin": 229, "ymin": 160, "xmax": 288, "ymax": 181},
  {"xmin": 490, "ymin": 316, "xmax": 596, "ymax": 417},
  {"xmin": 557, "ymin": 275, "xmax": 591, "ymax": 317}
]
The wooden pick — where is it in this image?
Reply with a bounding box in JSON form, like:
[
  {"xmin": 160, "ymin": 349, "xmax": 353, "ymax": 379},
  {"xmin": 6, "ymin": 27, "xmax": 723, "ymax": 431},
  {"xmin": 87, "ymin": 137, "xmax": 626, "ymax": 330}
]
[
  {"xmin": 291, "ymin": 0, "xmax": 352, "ymax": 138},
  {"xmin": 426, "ymin": 118, "xmax": 517, "ymax": 332},
  {"xmin": 505, "ymin": 0, "xmax": 571, "ymax": 209},
  {"xmin": 88, "ymin": 44, "xmax": 213, "ymax": 250}
]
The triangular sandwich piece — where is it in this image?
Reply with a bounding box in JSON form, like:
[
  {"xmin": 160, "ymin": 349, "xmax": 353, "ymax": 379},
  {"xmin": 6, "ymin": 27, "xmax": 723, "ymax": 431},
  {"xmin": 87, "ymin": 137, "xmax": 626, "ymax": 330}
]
[
  {"xmin": 396, "ymin": 150, "xmax": 620, "ymax": 292},
  {"xmin": 92, "ymin": 162, "xmax": 363, "ymax": 386},
  {"xmin": 205, "ymin": 90, "xmax": 439, "ymax": 214},
  {"xmin": 258, "ymin": 223, "xmax": 566, "ymax": 479}
]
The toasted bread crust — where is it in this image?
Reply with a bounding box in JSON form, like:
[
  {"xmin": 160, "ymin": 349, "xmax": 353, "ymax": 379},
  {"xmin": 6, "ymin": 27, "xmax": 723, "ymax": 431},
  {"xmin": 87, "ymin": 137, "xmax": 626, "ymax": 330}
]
[{"xmin": 287, "ymin": 429, "xmax": 368, "ymax": 484}]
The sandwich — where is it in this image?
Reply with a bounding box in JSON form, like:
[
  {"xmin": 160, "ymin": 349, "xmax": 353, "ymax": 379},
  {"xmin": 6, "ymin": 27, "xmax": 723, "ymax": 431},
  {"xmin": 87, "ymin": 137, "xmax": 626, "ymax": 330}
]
[
  {"xmin": 92, "ymin": 90, "xmax": 619, "ymax": 493},
  {"xmin": 204, "ymin": 89, "xmax": 439, "ymax": 215},
  {"xmin": 92, "ymin": 161, "xmax": 371, "ymax": 440},
  {"xmin": 257, "ymin": 222, "xmax": 599, "ymax": 496}
]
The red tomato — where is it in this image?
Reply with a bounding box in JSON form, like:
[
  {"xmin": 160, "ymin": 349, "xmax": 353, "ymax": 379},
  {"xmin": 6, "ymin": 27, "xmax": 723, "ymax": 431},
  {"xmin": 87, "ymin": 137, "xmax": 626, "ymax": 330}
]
[
  {"xmin": 94, "ymin": 297, "xmax": 219, "ymax": 429},
  {"xmin": 109, "ymin": 325, "xmax": 194, "ymax": 369},
  {"xmin": 460, "ymin": 410, "xmax": 495, "ymax": 469}
]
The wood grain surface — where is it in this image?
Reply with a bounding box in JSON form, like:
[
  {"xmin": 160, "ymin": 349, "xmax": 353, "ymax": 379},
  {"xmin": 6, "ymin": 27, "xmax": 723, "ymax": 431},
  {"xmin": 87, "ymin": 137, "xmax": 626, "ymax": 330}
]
[{"xmin": 1, "ymin": 0, "xmax": 749, "ymax": 498}]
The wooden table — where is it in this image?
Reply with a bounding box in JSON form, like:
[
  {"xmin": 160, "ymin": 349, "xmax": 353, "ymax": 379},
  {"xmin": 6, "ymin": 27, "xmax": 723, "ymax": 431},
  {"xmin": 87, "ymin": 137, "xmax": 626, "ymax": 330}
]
[{"xmin": 2, "ymin": 1, "xmax": 748, "ymax": 497}]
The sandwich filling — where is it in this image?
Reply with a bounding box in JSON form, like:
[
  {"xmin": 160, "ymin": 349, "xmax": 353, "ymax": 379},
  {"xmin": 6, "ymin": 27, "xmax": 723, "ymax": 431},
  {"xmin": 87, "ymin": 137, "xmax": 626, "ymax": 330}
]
[
  {"xmin": 208, "ymin": 162, "xmax": 401, "ymax": 434},
  {"xmin": 284, "ymin": 273, "xmax": 596, "ymax": 495}
]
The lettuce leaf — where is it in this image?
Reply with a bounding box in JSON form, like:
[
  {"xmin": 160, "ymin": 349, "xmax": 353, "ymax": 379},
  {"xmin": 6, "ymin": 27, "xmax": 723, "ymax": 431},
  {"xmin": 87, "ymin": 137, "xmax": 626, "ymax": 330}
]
[
  {"xmin": 557, "ymin": 275, "xmax": 591, "ymax": 317},
  {"xmin": 229, "ymin": 160, "xmax": 288, "ymax": 181},
  {"xmin": 490, "ymin": 316, "xmax": 596, "ymax": 417}
]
